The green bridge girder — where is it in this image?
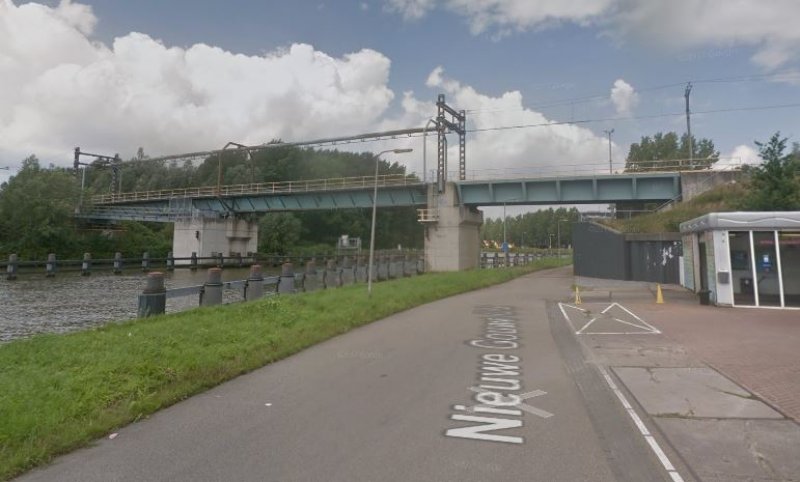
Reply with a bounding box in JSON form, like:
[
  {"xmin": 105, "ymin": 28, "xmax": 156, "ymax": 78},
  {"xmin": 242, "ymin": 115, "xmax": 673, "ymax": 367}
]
[
  {"xmin": 457, "ymin": 172, "xmax": 681, "ymax": 206},
  {"xmin": 80, "ymin": 172, "xmax": 682, "ymax": 222}
]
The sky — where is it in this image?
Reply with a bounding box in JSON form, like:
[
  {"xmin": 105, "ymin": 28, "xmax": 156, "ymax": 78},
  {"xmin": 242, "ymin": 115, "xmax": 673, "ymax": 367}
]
[{"xmin": 2, "ymin": 0, "xmax": 800, "ymax": 190}]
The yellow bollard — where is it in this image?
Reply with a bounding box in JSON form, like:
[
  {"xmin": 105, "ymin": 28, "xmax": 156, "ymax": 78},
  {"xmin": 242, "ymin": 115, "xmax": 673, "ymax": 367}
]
[
  {"xmin": 656, "ymin": 284, "xmax": 664, "ymax": 304},
  {"xmin": 574, "ymin": 285, "xmax": 582, "ymax": 305}
]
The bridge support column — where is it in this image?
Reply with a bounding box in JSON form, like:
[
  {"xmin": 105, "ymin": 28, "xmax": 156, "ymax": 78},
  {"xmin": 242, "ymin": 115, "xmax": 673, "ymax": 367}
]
[
  {"xmin": 423, "ymin": 182, "xmax": 482, "ymax": 271},
  {"xmin": 172, "ymin": 217, "xmax": 258, "ymax": 264}
]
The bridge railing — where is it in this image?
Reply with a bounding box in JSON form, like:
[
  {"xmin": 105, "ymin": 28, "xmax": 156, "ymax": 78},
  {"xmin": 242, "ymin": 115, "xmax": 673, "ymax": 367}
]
[{"xmin": 92, "ymin": 174, "xmax": 423, "ymax": 204}]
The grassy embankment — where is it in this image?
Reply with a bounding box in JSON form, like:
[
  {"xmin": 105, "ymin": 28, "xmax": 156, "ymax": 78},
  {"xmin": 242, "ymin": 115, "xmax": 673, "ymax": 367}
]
[
  {"xmin": 0, "ymin": 258, "xmax": 568, "ymax": 480},
  {"xmin": 600, "ymin": 183, "xmax": 746, "ymax": 233}
]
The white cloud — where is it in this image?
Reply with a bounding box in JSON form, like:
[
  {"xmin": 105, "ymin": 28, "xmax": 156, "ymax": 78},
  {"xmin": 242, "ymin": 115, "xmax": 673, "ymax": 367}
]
[
  {"xmin": 0, "ymin": 0, "xmax": 394, "ymax": 165},
  {"xmin": 411, "ymin": 67, "xmax": 614, "ymax": 176},
  {"xmin": 715, "ymin": 144, "xmax": 761, "ymax": 170},
  {"xmin": 385, "ymin": 0, "xmax": 800, "ymax": 68},
  {"xmin": 445, "ymin": 0, "xmax": 614, "ymax": 35},
  {"xmin": 610, "ymin": 79, "xmax": 639, "ymax": 115},
  {"xmin": 1, "ymin": 0, "xmax": 616, "ymax": 183},
  {"xmin": 384, "ymin": 0, "xmax": 436, "ymax": 20}
]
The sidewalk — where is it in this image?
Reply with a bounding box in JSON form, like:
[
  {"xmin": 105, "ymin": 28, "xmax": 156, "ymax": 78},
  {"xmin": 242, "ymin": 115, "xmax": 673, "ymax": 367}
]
[{"xmin": 564, "ymin": 277, "xmax": 800, "ymax": 482}]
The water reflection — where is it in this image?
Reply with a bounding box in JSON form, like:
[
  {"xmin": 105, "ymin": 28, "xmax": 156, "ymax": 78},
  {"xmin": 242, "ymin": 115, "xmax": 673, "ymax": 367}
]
[{"xmin": 0, "ymin": 267, "xmax": 280, "ymax": 342}]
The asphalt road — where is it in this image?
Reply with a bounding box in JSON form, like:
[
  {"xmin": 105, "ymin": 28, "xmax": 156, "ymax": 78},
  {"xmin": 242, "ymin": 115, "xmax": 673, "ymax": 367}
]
[{"xmin": 18, "ymin": 267, "xmax": 670, "ymax": 482}]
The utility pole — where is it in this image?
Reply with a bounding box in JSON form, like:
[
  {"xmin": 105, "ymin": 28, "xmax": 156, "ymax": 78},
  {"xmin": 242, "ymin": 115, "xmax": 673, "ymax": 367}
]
[
  {"xmin": 685, "ymin": 82, "xmax": 693, "ymax": 169},
  {"xmin": 603, "ymin": 129, "xmax": 614, "ymax": 174}
]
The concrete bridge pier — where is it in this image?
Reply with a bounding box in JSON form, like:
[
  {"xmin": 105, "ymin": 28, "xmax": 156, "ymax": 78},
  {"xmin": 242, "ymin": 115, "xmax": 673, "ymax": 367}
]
[
  {"xmin": 172, "ymin": 217, "xmax": 258, "ymax": 264},
  {"xmin": 423, "ymin": 182, "xmax": 483, "ymax": 272}
]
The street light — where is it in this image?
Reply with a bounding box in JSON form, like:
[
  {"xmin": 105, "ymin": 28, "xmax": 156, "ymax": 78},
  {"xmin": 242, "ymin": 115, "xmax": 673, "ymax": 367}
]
[
  {"xmin": 368, "ymin": 148, "xmax": 413, "ymax": 296},
  {"xmin": 603, "ymin": 129, "xmax": 614, "ymax": 174}
]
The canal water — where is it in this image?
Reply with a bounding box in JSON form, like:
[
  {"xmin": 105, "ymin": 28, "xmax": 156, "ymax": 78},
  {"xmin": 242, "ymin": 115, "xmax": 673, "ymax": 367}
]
[{"xmin": 0, "ymin": 267, "xmax": 281, "ymax": 342}]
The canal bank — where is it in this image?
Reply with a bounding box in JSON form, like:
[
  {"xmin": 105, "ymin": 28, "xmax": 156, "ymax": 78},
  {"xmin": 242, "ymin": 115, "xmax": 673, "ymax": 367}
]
[{"xmin": 0, "ymin": 259, "xmax": 567, "ymax": 480}]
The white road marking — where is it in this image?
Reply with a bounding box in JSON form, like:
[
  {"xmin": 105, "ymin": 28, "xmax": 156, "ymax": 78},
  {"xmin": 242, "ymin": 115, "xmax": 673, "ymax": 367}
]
[
  {"xmin": 597, "ymin": 365, "xmax": 685, "ymax": 482},
  {"xmin": 558, "ymin": 302, "xmax": 660, "ymax": 335},
  {"xmin": 467, "ymin": 387, "xmax": 554, "ymax": 419}
]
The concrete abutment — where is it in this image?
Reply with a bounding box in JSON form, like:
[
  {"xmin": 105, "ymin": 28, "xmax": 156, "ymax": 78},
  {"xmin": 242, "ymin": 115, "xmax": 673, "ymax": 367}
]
[
  {"xmin": 423, "ymin": 182, "xmax": 483, "ymax": 272},
  {"xmin": 172, "ymin": 217, "xmax": 258, "ymax": 263}
]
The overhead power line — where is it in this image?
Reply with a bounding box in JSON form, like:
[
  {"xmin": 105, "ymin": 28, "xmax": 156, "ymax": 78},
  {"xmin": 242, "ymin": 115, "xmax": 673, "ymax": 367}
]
[
  {"xmin": 466, "ymin": 101, "xmax": 800, "ymax": 133},
  {"xmin": 464, "ymin": 70, "xmax": 800, "ymax": 116}
]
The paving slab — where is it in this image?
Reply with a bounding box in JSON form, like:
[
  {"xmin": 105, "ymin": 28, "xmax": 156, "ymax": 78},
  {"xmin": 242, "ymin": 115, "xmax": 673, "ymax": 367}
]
[
  {"xmin": 583, "ymin": 337, "xmax": 703, "ymax": 368},
  {"xmin": 614, "ymin": 367, "xmax": 783, "ymax": 419},
  {"xmin": 656, "ymin": 418, "xmax": 800, "ymax": 481}
]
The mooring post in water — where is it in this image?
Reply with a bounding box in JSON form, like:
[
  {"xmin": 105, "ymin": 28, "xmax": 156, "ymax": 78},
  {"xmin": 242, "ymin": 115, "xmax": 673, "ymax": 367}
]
[
  {"xmin": 113, "ymin": 252, "xmax": 123, "ymax": 274},
  {"xmin": 137, "ymin": 272, "xmax": 166, "ymax": 318},
  {"xmin": 190, "ymin": 251, "xmax": 198, "ymax": 271},
  {"xmin": 6, "ymin": 254, "xmax": 18, "ymax": 280},
  {"xmin": 245, "ymin": 264, "xmax": 264, "ymax": 301},
  {"xmin": 237, "ymin": 252, "xmax": 243, "ymax": 268},
  {"xmin": 278, "ymin": 261, "xmax": 295, "ymax": 294},
  {"xmin": 81, "ymin": 252, "xmax": 91, "ymax": 276},
  {"xmin": 201, "ymin": 267, "xmax": 223, "ymax": 306},
  {"xmin": 141, "ymin": 252, "xmax": 150, "ymax": 272},
  {"xmin": 166, "ymin": 251, "xmax": 175, "ymax": 271},
  {"xmin": 216, "ymin": 252, "xmax": 224, "ymax": 268},
  {"xmin": 45, "ymin": 253, "xmax": 56, "ymax": 278}
]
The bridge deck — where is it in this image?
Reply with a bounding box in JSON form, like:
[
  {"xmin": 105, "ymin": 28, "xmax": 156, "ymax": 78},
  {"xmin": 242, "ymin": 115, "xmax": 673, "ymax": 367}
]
[{"xmin": 83, "ymin": 171, "xmax": 687, "ymax": 222}]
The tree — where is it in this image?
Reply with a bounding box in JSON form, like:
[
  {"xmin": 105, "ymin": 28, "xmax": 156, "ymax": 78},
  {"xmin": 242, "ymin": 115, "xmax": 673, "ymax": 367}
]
[
  {"xmin": 625, "ymin": 132, "xmax": 719, "ymax": 172},
  {"xmin": 0, "ymin": 156, "xmax": 81, "ymax": 257},
  {"xmin": 739, "ymin": 132, "xmax": 800, "ymax": 211}
]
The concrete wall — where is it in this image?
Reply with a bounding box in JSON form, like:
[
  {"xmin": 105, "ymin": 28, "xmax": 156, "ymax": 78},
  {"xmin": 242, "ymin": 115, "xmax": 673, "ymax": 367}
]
[
  {"xmin": 173, "ymin": 217, "xmax": 258, "ymax": 261},
  {"xmin": 424, "ymin": 183, "xmax": 483, "ymax": 271},
  {"xmin": 680, "ymin": 171, "xmax": 742, "ymax": 202}
]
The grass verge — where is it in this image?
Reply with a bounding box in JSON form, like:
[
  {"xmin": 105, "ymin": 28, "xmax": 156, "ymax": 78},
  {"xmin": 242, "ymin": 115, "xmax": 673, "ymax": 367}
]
[{"xmin": 0, "ymin": 258, "xmax": 568, "ymax": 479}]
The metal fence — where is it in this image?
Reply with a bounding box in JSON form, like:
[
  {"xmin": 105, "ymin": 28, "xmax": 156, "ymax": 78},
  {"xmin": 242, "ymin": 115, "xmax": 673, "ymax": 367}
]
[{"xmin": 573, "ymin": 222, "xmax": 681, "ymax": 284}]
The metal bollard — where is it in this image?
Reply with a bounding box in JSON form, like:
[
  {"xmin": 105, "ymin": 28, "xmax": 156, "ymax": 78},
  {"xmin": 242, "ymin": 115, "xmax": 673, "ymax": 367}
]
[
  {"xmin": 306, "ymin": 258, "xmax": 317, "ymax": 275},
  {"xmin": 201, "ymin": 268, "xmax": 223, "ymax": 306},
  {"xmin": 6, "ymin": 254, "xmax": 18, "ymax": 280},
  {"xmin": 278, "ymin": 262, "xmax": 295, "ymax": 294},
  {"xmin": 245, "ymin": 264, "xmax": 264, "ymax": 301},
  {"xmin": 190, "ymin": 251, "xmax": 198, "ymax": 271},
  {"xmin": 45, "ymin": 253, "xmax": 56, "ymax": 278},
  {"xmin": 113, "ymin": 252, "xmax": 123, "ymax": 274},
  {"xmin": 138, "ymin": 272, "xmax": 166, "ymax": 318},
  {"xmin": 341, "ymin": 256, "xmax": 354, "ymax": 285},
  {"xmin": 141, "ymin": 252, "xmax": 150, "ymax": 272},
  {"xmin": 81, "ymin": 252, "xmax": 91, "ymax": 276},
  {"xmin": 166, "ymin": 251, "xmax": 175, "ymax": 271},
  {"xmin": 377, "ymin": 255, "xmax": 388, "ymax": 281},
  {"xmin": 325, "ymin": 259, "xmax": 337, "ymax": 288}
]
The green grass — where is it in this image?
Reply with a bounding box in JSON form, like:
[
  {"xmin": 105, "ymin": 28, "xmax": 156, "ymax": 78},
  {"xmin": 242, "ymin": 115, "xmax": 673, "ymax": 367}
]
[
  {"xmin": 0, "ymin": 258, "xmax": 567, "ymax": 479},
  {"xmin": 601, "ymin": 183, "xmax": 747, "ymax": 233}
]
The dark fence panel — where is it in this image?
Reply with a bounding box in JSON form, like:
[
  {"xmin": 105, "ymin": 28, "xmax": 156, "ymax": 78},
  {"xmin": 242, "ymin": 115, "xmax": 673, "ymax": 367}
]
[
  {"xmin": 627, "ymin": 239, "xmax": 681, "ymax": 284},
  {"xmin": 573, "ymin": 222, "xmax": 681, "ymax": 284},
  {"xmin": 573, "ymin": 222, "xmax": 627, "ymax": 280}
]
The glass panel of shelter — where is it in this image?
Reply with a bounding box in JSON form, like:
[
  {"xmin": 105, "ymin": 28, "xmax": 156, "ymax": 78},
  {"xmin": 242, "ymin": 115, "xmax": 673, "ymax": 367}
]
[
  {"xmin": 728, "ymin": 231, "xmax": 755, "ymax": 306},
  {"xmin": 753, "ymin": 231, "xmax": 781, "ymax": 307},
  {"xmin": 779, "ymin": 231, "xmax": 800, "ymax": 308}
]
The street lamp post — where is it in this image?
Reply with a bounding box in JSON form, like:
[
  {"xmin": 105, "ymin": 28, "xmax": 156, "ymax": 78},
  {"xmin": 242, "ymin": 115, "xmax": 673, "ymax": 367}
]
[
  {"xmin": 368, "ymin": 148, "xmax": 413, "ymax": 296},
  {"xmin": 603, "ymin": 129, "xmax": 615, "ymax": 174}
]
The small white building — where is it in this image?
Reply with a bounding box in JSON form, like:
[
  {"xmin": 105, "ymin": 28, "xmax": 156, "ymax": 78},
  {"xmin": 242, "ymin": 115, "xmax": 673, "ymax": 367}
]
[{"xmin": 679, "ymin": 212, "xmax": 800, "ymax": 309}]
